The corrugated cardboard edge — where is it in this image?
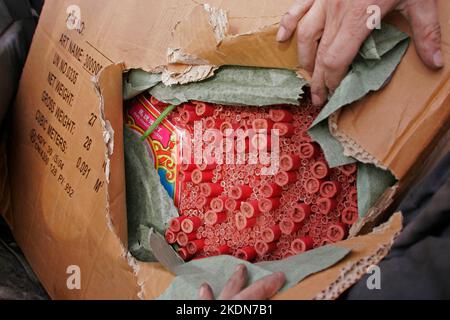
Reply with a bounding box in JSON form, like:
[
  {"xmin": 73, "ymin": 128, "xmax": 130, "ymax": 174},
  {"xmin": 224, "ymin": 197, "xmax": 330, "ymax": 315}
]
[
  {"xmin": 329, "ymin": 112, "xmax": 385, "ymax": 170},
  {"xmin": 139, "ymin": 212, "xmax": 403, "ymax": 300},
  {"xmin": 165, "ymin": 2, "xmax": 299, "ymax": 84},
  {"xmin": 97, "ymin": 64, "xmax": 178, "ymax": 300},
  {"xmin": 169, "ymin": 5, "xmax": 297, "ymax": 68},
  {"xmin": 274, "ymin": 212, "xmax": 403, "ymax": 300},
  {"xmin": 93, "ymin": 64, "xmax": 174, "ymax": 300},
  {"xmin": 349, "ymin": 185, "xmax": 399, "ymax": 237},
  {"xmin": 169, "ymin": 4, "xmax": 229, "ymax": 63},
  {"xmin": 162, "ymin": 64, "xmax": 218, "ymax": 86},
  {"xmin": 314, "ymin": 213, "xmax": 402, "ymax": 300},
  {"xmin": 161, "ymin": 8, "xmax": 232, "ymax": 85},
  {"xmin": 95, "ymin": 63, "xmax": 128, "ymax": 247},
  {"xmin": 79, "ymin": 64, "xmax": 141, "ymax": 299}
]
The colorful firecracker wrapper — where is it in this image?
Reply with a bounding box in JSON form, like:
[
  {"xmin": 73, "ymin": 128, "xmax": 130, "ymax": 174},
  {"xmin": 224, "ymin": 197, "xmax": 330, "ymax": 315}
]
[{"xmin": 126, "ymin": 94, "xmax": 182, "ymax": 206}]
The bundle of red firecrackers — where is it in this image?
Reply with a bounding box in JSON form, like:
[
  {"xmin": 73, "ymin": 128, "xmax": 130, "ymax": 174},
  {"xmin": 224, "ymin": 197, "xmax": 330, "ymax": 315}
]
[{"xmin": 153, "ymin": 95, "xmax": 359, "ymax": 262}]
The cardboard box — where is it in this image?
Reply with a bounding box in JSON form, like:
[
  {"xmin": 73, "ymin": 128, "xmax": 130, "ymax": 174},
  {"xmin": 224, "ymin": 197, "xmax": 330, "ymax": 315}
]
[{"xmin": 2, "ymin": 0, "xmax": 449, "ymax": 299}]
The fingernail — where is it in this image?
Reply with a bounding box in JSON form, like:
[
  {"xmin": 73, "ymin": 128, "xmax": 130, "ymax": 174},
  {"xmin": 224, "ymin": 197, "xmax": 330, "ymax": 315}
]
[
  {"xmin": 433, "ymin": 50, "xmax": 444, "ymax": 68},
  {"xmin": 312, "ymin": 94, "xmax": 322, "ymax": 106},
  {"xmin": 235, "ymin": 264, "xmax": 245, "ymax": 272},
  {"xmin": 276, "ymin": 26, "xmax": 288, "ymax": 42}
]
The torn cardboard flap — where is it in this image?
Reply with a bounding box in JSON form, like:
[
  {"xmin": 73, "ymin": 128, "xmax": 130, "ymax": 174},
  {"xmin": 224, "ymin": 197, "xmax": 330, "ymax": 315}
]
[
  {"xmin": 169, "ymin": 4, "xmax": 299, "ymax": 69},
  {"xmin": 162, "ymin": 64, "xmax": 218, "ymax": 86},
  {"xmin": 37, "ymin": 0, "xmax": 294, "ymax": 73},
  {"xmin": 309, "ymin": 24, "xmax": 410, "ymax": 170}
]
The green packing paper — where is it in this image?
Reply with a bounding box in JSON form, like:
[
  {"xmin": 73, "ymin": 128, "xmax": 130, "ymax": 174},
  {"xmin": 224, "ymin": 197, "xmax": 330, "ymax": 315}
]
[
  {"xmin": 357, "ymin": 163, "xmax": 396, "ymax": 218},
  {"xmin": 123, "ymin": 69, "xmax": 162, "ymax": 101},
  {"xmin": 159, "ymin": 259, "xmax": 273, "ymax": 300},
  {"xmin": 124, "ymin": 126, "xmax": 179, "ymax": 262},
  {"xmin": 158, "ymin": 245, "xmax": 350, "ymax": 300},
  {"xmin": 359, "ymin": 22, "xmax": 411, "ymax": 60},
  {"xmin": 254, "ymin": 245, "xmax": 350, "ymax": 290},
  {"xmin": 309, "ymin": 23, "xmax": 410, "ymax": 169},
  {"xmin": 310, "ymin": 121, "xmax": 356, "ymax": 167},
  {"xmin": 149, "ymin": 66, "xmax": 307, "ymax": 106}
]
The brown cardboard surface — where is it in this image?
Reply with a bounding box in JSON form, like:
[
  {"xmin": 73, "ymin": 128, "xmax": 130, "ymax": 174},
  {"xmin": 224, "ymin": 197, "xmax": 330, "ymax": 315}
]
[
  {"xmin": 169, "ymin": 4, "xmax": 298, "ymax": 69},
  {"xmin": 2, "ymin": 0, "xmax": 448, "ymax": 300},
  {"xmin": 8, "ymin": 21, "xmax": 136, "ymax": 298}
]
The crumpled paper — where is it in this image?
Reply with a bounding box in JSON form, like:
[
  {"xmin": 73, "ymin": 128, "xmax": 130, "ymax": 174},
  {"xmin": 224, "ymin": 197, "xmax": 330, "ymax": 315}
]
[
  {"xmin": 309, "ymin": 23, "xmax": 410, "ymax": 168},
  {"xmin": 123, "ymin": 69, "xmax": 161, "ymax": 101},
  {"xmin": 157, "ymin": 245, "xmax": 350, "ymax": 300},
  {"xmin": 124, "ymin": 126, "xmax": 179, "ymax": 261},
  {"xmin": 149, "ymin": 66, "xmax": 307, "ymax": 106},
  {"xmin": 357, "ymin": 163, "xmax": 396, "ymax": 217}
]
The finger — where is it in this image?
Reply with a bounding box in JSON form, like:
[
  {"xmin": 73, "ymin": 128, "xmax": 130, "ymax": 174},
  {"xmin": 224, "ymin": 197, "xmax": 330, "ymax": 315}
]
[
  {"xmin": 296, "ymin": 0, "xmax": 327, "ymax": 72},
  {"xmin": 311, "ymin": 1, "xmax": 347, "ymax": 104},
  {"xmin": 317, "ymin": 4, "xmax": 375, "ymax": 102},
  {"xmin": 277, "ymin": 0, "xmax": 314, "ymax": 42},
  {"xmin": 311, "ymin": 65, "xmax": 327, "ymax": 106},
  {"xmin": 218, "ymin": 264, "xmax": 248, "ymax": 300},
  {"xmin": 199, "ymin": 283, "xmax": 215, "ymax": 300},
  {"xmin": 399, "ymin": 0, "xmax": 443, "ymax": 69},
  {"xmin": 232, "ymin": 272, "xmax": 286, "ymax": 301}
]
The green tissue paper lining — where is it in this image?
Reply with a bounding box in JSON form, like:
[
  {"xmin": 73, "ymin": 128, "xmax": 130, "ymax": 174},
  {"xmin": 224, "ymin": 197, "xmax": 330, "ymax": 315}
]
[
  {"xmin": 359, "ymin": 23, "xmax": 410, "ymax": 60},
  {"xmin": 357, "ymin": 163, "xmax": 396, "ymax": 218},
  {"xmin": 149, "ymin": 66, "xmax": 307, "ymax": 106},
  {"xmin": 124, "ymin": 126, "xmax": 179, "ymax": 262},
  {"xmin": 309, "ymin": 121, "xmax": 357, "ymax": 168},
  {"xmin": 158, "ymin": 245, "xmax": 350, "ymax": 300},
  {"xmin": 123, "ymin": 69, "xmax": 162, "ymax": 100}
]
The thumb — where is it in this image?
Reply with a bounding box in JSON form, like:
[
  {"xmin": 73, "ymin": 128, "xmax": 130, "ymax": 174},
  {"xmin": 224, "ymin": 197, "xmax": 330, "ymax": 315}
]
[{"xmin": 399, "ymin": 0, "xmax": 443, "ymax": 69}]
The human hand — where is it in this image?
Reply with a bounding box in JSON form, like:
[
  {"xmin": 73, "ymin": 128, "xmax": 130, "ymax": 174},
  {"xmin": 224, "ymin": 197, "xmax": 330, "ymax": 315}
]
[
  {"xmin": 198, "ymin": 264, "xmax": 286, "ymax": 300},
  {"xmin": 277, "ymin": 0, "xmax": 443, "ymax": 106}
]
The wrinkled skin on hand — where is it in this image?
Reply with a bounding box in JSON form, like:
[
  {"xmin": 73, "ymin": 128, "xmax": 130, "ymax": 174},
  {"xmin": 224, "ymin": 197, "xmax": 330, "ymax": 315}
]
[{"xmin": 277, "ymin": 0, "xmax": 443, "ymax": 106}]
